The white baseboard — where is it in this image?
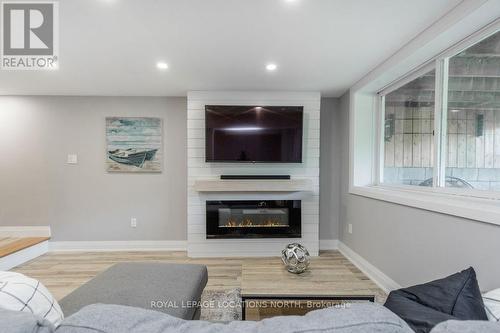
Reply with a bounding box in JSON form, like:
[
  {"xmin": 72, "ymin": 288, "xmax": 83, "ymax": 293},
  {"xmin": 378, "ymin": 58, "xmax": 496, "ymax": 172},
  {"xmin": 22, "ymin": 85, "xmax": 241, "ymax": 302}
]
[
  {"xmin": 49, "ymin": 240, "xmax": 187, "ymax": 252},
  {"xmin": 0, "ymin": 226, "xmax": 51, "ymax": 238},
  {"xmin": 338, "ymin": 241, "xmax": 401, "ymax": 294},
  {"xmin": 48, "ymin": 239, "xmax": 338, "ymax": 254},
  {"xmin": 319, "ymin": 239, "xmax": 339, "ymax": 250},
  {"xmin": 0, "ymin": 240, "xmax": 49, "ymax": 271}
]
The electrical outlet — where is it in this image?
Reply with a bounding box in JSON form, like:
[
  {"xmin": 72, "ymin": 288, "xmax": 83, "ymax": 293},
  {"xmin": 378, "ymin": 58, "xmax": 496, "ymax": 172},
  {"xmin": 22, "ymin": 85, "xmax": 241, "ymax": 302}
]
[
  {"xmin": 348, "ymin": 224, "xmax": 353, "ymax": 234},
  {"xmin": 131, "ymin": 218, "xmax": 137, "ymax": 228}
]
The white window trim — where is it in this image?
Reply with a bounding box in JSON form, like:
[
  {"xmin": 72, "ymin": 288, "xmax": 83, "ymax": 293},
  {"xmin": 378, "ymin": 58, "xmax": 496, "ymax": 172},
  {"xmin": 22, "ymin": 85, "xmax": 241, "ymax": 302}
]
[
  {"xmin": 351, "ymin": 185, "xmax": 500, "ymax": 227},
  {"xmin": 349, "ymin": 15, "xmax": 500, "ymax": 227}
]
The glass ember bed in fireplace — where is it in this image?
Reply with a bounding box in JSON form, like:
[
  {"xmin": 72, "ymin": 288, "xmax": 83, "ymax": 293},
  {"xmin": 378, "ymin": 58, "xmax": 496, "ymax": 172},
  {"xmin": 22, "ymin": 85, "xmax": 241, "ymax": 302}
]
[{"xmin": 206, "ymin": 200, "xmax": 301, "ymax": 239}]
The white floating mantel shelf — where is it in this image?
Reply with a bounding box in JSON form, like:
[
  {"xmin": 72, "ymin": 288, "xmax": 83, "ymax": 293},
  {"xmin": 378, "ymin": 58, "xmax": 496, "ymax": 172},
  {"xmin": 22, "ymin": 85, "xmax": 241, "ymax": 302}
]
[{"xmin": 193, "ymin": 179, "xmax": 314, "ymax": 192}]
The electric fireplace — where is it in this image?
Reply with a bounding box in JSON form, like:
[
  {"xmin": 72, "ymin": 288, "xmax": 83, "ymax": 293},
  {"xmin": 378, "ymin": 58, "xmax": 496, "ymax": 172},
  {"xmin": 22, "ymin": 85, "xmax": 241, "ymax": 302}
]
[{"xmin": 206, "ymin": 200, "xmax": 301, "ymax": 239}]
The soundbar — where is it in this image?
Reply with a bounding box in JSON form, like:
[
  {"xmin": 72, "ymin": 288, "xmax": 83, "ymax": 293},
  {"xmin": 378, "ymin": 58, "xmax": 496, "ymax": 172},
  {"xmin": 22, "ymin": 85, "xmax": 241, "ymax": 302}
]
[{"xmin": 220, "ymin": 175, "xmax": 291, "ymax": 180}]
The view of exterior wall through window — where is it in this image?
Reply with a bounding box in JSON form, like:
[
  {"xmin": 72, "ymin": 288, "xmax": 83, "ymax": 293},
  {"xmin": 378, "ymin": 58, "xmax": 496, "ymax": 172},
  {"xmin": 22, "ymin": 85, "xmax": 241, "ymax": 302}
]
[
  {"xmin": 444, "ymin": 31, "xmax": 500, "ymax": 191},
  {"xmin": 383, "ymin": 69, "xmax": 435, "ymax": 186}
]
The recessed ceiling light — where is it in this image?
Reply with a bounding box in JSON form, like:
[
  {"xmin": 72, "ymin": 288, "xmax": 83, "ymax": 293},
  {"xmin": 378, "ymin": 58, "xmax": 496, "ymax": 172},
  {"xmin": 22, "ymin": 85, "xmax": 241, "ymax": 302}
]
[
  {"xmin": 156, "ymin": 62, "xmax": 169, "ymax": 70},
  {"xmin": 450, "ymin": 109, "xmax": 461, "ymax": 113},
  {"xmin": 266, "ymin": 63, "xmax": 277, "ymax": 71}
]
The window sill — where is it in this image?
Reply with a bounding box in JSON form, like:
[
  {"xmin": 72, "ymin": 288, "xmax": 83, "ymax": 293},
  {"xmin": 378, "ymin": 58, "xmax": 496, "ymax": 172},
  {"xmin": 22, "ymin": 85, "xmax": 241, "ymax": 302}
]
[{"xmin": 350, "ymin": 185, "xmax": 500, "ymax": 227}]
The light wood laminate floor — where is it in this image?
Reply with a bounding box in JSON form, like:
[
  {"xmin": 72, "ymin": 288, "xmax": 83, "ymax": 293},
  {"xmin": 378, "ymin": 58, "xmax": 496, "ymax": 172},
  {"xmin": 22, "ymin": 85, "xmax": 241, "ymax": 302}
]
[{"xmin": 13, "ymin": 250, "xmax": 386, "ymax": 302}]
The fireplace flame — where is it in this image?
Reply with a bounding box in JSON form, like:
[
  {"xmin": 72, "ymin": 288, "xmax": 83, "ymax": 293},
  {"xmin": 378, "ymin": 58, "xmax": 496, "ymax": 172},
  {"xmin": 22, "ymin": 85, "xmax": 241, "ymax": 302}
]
[{"xmin": 223, "ymin": 218, "xmax": 287, "ymax": 227}]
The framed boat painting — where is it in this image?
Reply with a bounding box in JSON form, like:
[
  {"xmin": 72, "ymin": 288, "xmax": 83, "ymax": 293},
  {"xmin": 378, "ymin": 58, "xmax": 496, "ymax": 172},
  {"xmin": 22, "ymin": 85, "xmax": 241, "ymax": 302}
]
[{"xmin": 106, "ymin": 117, "xmax": 162, "ymax": 173}]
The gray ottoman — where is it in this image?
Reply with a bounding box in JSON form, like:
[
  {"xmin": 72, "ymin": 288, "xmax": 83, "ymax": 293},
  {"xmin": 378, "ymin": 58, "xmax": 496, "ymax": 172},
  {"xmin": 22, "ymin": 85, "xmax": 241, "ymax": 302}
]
[{"xmin": 59, "ymin": 263, "xmax": 208, "ymax": 320}]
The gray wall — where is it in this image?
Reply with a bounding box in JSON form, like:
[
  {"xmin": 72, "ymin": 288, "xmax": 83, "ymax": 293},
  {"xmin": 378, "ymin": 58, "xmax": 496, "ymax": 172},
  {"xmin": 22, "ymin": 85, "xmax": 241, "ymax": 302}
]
[
  {"xmin": 0, "ymin": 96, "xmax": 187, "ymax": 241},
  {"xmin": 0, "ymin": 95, "xmax": 337, "ymax": 243},
  {"xmin": 338, "ymin": 91, "xmax": 500, "ymax": 291},
  {"xmin": 319, "ymin": 97, "xmax": 341, "ymax": 240}
]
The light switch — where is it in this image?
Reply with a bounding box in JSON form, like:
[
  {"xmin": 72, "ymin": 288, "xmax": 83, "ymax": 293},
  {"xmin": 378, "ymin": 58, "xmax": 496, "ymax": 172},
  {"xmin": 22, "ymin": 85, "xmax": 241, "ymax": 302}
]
[{"xmin": 67, "ymin": 154, "xmax": 78, "ymax": 164}]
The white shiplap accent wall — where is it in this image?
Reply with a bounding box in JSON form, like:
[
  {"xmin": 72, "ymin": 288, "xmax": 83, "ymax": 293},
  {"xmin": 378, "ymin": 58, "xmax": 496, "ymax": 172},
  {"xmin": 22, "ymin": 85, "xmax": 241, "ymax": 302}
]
[{"xmin": 187, "ymin": 91, "xmax": 321, "ymax": 257}]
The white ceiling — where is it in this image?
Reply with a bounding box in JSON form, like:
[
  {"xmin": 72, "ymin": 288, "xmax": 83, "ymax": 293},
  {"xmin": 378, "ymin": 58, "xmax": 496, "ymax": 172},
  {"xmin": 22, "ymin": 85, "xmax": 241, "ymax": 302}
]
[{"xmin": 0, "ymin": 0, "xmax": 462, "ymax": 97}]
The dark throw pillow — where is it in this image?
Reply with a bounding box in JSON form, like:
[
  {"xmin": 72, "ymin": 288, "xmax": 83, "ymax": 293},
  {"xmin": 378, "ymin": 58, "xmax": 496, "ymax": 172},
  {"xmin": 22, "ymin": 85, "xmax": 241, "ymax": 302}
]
[{"xmin": 384, "ymin": 267, "xmax": 487, "ymax": 333}]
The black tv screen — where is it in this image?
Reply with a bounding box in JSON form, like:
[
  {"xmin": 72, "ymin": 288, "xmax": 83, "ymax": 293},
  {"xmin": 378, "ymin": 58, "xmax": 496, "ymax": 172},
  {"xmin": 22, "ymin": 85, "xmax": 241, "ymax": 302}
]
[{"xmin": 205, "ymin": 105, "xmax": 303, "ymax": 163}]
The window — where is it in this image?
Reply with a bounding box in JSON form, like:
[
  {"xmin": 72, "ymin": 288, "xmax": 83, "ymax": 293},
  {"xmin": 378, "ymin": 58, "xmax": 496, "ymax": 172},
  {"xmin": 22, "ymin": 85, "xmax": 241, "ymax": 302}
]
[
  {"xmin": 380, "ymin": 29, "xmax": 500, "ymax": 194},
  {"xmin": 383, "ymin": 69, "xmax": 435, "ymax": 186},
  {"xmin": 349, "ymin": 19, "xmax": 500, "ymax": 225},
  {"xmin": 444, "ymin": 32, "xmax": 500, "ymax": 191}
]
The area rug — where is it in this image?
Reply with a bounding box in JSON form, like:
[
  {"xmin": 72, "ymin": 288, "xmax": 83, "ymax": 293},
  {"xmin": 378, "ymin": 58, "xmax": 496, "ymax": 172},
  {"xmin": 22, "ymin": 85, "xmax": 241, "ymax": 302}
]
[{"xmin": 200, "ymin": 288, "xmax": 242, "ymax": 321}]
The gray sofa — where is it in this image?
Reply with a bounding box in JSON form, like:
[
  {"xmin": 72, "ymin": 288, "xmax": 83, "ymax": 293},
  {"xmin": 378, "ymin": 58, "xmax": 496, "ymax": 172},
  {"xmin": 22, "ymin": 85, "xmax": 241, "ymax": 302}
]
[
  {"xmin": 4, "ymin": 302, "xmax": 500, "ymax": 333},
  {"xmin": 3, "ymin": 263, "xmax": 499, "ymax": 332},
  {"xmin": 59, "ymin": 263, "xmax": 208, "ymax": 320},
  {"xmin": 3, "ymin": 302, "xmax": 413, "ymax": 333}
]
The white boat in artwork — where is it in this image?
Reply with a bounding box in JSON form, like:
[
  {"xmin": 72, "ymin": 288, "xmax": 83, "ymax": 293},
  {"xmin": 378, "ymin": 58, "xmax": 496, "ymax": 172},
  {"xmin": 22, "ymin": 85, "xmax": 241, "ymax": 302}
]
[{"xmin": 107, "ymin": 148, "xmax": 158, "ymax": 168}]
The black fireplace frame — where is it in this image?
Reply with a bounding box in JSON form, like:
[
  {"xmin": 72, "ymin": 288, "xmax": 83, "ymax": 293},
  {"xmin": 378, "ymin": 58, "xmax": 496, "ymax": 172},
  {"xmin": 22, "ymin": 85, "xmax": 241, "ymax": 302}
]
[{"xmin": 206, "ymin": 200, "xmax": 301, "ymax": 239}]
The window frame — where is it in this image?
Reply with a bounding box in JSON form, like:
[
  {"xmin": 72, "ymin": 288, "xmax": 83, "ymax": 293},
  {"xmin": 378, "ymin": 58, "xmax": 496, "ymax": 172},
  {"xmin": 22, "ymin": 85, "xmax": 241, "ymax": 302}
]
[{"xmin": 376, "ymin": 22, "xmax": 500, "ymax": 201}]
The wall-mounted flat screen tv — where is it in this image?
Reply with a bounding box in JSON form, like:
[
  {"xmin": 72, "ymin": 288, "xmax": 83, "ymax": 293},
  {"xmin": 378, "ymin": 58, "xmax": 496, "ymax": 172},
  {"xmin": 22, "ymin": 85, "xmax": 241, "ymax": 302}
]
[{"xmin": 205, "ymin": 105, "xmax": 303, "ymax": 163}]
